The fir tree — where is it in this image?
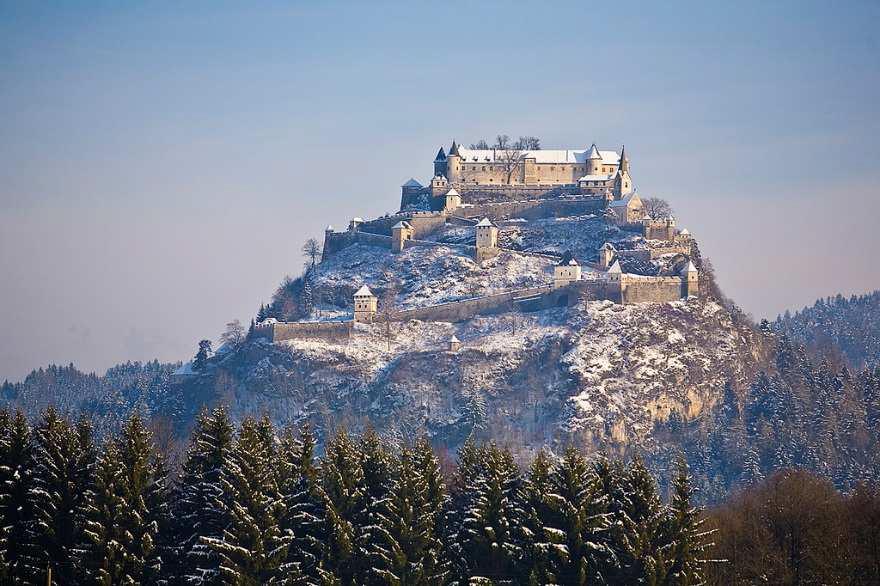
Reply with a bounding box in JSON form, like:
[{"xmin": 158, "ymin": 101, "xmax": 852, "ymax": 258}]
[
  {"xmin": 173, "ymin": 406, "xmax": 236, "ymax": 585},
  {"xmin": 0, "ymin": 411, "xmax": 36, "ymax": 584},
  {"xmin": 660, "ymin": 457, "xmax": 710, "ymax": 586},
  {"xmin": 519, "ymin": 449, "xmax": 562, "ymax": 585},
  {"xmin": 353, "ymin": 428, "xmax": 393, "ymax": 584},
  {"xmin": 203, "ymin": 416, "xmax": 293, "ymax": 584},
  {"xmin": 321, "ymin": 428, "xmax": 365, "ymax": 585},
  {"xmin": 623, "ymin": 456, "xmax": 665, "ymax": 584},
  {"xmin": 26, "ymin": 407, "xmax": 97, "ymax": 585}
]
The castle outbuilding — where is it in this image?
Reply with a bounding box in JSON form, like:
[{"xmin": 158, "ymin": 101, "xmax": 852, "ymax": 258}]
[
  {"xmin": 609, "ymin": 192, "xmax": 644, "ymax": 225},
  {"xmin": 353, "ymin": 285, "xmax": 378, "ymax": 322},
  {"xmin": 448, "ymin": 335, "xmax": 462, "ymax": 352},
  {"xmin": 474, "ymin": 218, "xmax": 499, "ymax": 262},
  {"xmin": 391, "ymin": 221, "xmax": 414, "ymax": 252},
  {"xmin": 554, "ymin": 258, "xmax": 582, "ymax": 289},
  {"xmin": 682, "ymin": 261, "xmax": 699, "ymax": 297},
  {"xmin": 598, "ymin": 242, "xmax": 617, "ymax": 270}
]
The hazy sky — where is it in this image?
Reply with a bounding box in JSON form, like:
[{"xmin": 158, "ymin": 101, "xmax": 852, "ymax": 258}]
[{"xmin": 1, "ymin": 1, "xmax": 879, "ymax": 381}]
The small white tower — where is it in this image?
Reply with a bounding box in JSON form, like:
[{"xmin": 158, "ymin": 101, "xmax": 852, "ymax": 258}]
[
  {"xmin": 598, "ymin": 243, "xmax": 617, "ymax": 270},
  {"xmin": 681, "ymin": 260, "xmax": 699, "ymax": 297},
  {"xmin": 586, "ymin": 143, "xmax": 603, "ymax": 175},
  {"xmin": 448, "ymin": 335, "xmax": 462, "ymax": 352},
  {"xmin": 391, "ymin": 221, "xmax": 414, "ymax": 253},
  {"xmin": 353, "ymin": 285, "xmax": 378, "ymax": 322},
  {"xmin": 474, "ymin": 217, "xmax": 499, "ymax": 262}
]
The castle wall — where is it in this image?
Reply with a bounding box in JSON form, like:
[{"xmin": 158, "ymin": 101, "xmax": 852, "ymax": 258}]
[
  {"xmin": 459, "ymin": 198, "xmax": 604, "ymax": 222},
  {"xmin": 620, "ymin": 275, "xmax": 685, "ymax": 304},
  {"xmin": 453, "ymin": 185, "xmax": 582, "ymax": 203},
  {"xmin": 450, "ymin": 159, "xmax": 618, "ymax": 187},
  {"xmin": 257, "ymin": 321, "xmax": 353, "ymax": 342}
]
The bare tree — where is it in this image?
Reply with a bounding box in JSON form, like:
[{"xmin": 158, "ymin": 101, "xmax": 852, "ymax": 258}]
[
  {"xmin": 470, "ymin": 139, "xmax": 490, "ymax": 149},
  {"xmin": 302, "ymin": 237, "xmax": 322, "ymax": 268},
  {"xmin": 494, "ymin": 134, "xmax": 524, "ymax": 185},
  {"xmin": 642, "ymin": 197, "xmax": 674, "ymax": 220},
  {"xmin": 515, "ymin": 136, "xmax": 540, "ymax": 150},
  {"xmin": 219, "ymin": 319, "xmax": 245, "ymax": 348}
]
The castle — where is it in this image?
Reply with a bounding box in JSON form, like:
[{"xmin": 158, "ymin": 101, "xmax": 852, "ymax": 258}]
[
  {"xmin": 254, "ymin": 139, "xmax": 700, "ymax": 344},
  {"xmin": 401, "ymin": 141, "xmax": 633, "ymax": 211}
]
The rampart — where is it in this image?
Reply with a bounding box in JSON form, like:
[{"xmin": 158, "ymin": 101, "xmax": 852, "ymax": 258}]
[
  {"xmin": 619, "ymin": 274, "xmax": 687, "ymax": 304},
  {"xmin": 458, "ymin": 197, "xmax": 604, "ymax": 221},
  {"xmin": 258, "ymin": 321, "xmax": 353, "ymax": 343}
]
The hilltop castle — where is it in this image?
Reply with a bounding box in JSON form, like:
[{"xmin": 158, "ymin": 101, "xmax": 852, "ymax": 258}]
[{"xmin": 401, "ymin": 141, "xmax": 633, "ymax": 211}]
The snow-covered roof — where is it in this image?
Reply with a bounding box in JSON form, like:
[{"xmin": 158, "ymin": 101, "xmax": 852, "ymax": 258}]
[
  {"xmin": 679, "ymin": 228, "xmax": 690, "ymax": 235},
  {"xmin": 609, "ymin": 192, "xmax": 641, "ymax": 208},
  {"xmin": 450, "ymin": 335, "xmax": 460, "ymax": 343},
  {"xmin": 444, "ymin": 188, "xmax": 460, "ymax": 197},
  {"xmin": 587, "ymin": 144, "xmax": 602, "ymax": 160},
  {"xmin": 455, "ymin": 147, "xmax": 619, "ymax": 165},
  {"xmin": 402, "ymin": 178, "xmax": 423, "ymax": 188},
  {"xmin": 326, "ymin": 225, "xmax": 334, "ymax": 231},
  {"xmin": 476, "ymin": 217, "xmax": 495, "ymax": 227},
  {"xmin": 392, "ymin": 221, "xmax": 413, "ymax": 230},
  {"xmin": 568, "ymin": 259, "xmax": 579, "ymax": 266},
  {"xmin": 682, "ymin": 261, "xmax": 698, "ymax": 274},
  {"xmin": 608, "ymin": 260, "xmax": 622, "ymax": 274},
  {"xmin": 351, "ymin": 217, "xmax": 364, "ymax": 223},
  {"xmin": 173, "ymin": 361, "xmax": 196, "ymax": 376},
  {"xmin": 354, "ymin": 285, "xmax": 374, "ymax": 297},
  {"xmin": 600, "ymin": 242, "xmax": 616, "ymax": 251},
  {"xmin": 578, "ymin": 174, "xmax": 613, "ymax": 182}
]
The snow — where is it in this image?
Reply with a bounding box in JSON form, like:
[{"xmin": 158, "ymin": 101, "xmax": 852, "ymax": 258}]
[
  {"xmin": 476, "ymin": 218, "xmax": 495, "ymax": 227},
  {"xmin": 354, "ymin": 285, "xmax": 375, "ymax": 297},
  {"xmin": 401, "ymin": 178, "xmax": 422, "ymax": 187},
  {"xmin": 455, "ymin": 147, "xmax": 619, "ymax": 165}
]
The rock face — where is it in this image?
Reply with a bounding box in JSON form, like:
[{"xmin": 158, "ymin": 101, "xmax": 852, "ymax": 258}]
[{"xmin": 202, "ymin": 296, "xmax": 769, "ymax": 458}]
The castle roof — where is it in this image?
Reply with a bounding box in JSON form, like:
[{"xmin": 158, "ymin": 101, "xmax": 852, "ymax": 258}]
[
  {"xmin": 450, "ymin": 140, "xmax": 460, "ymax": 156},
  {"xmin": 608, "ymin": 260, "xmax": 622, "ymax": 274},
  {"xmin": 444, "ymin": 188, "xmax": 460, "ymax": 197},
  {"xmin": 578, "ymin": 174, "xmax": 614, "ymax": 182},
  {"xmin": 587, "ymin": 143, "xmax": 602, "ymax": 160},
  {"xmin": 679, "ymin": 228, "xmax": 690, "ymax": 236},
  {"xmin": 682, "ymin": 260, "xmax": 698, "ymax": 274},
  {"xmin": 609, "ymin": 192, "xmax": 641, "ymax": 208},
  {"xmin": 455, "ymin": 146, "xmax": 619, "ymax": 165},
  {"xmin": 450, "ymin": 335, "xmax": 460, "ymax": 343},
  {"xmin": 600, "ymin": 242, "xmax": 616, "ymax": 251},
  {"xmin": 402, "ymin": 178, "xmax": 423, "ymax": 188},
  {"xmin": 354, "ymin": 285, "xmax": 375, "ymax": 297},
  {"xmin": 434, "ymin": 147, "xmax": 447, "ymax": 162},
  {"xmin": 476, "ymin": 217, "xmax": 495, "ymax": 228},
  {"xmin": 392, "ymin": 221, "xmax": 413, "ymax": 230}
]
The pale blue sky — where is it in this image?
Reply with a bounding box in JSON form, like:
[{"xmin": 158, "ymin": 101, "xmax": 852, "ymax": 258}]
[{"xmin": 1, "ymin": 1, "xmax": 879, "ymax": 380}]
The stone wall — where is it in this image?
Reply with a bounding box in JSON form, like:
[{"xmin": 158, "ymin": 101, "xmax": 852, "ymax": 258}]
[
  {"xmin": 453, "ymin": 185, "xmax": 582, "ymax": 204},
  {"xmin": 458, "ymin": 198, "xmax": 604, "ymax": 222},
  {"xmin": 268, "ymin": 321, "xmax": 353, "ymax": 342},
  {"xmin": 620, "ymin": 274, "xmax": 685, "ymax": 304}
]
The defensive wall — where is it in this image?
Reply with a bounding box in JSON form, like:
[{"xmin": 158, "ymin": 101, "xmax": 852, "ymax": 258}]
[
  {"xmin": 615, "ymin": 242, "xmax": 690, "ymax": 262},
  {"xmin": 457, "ymin": 197, "xmax": 604, "ymax": 222},
  {"xmin": 619, "ymin": 273, "xmax": 690, "ymax": 304},
  {"xmin": 253, "ymin": 320, "xmax": 353, "ymax": 343}
]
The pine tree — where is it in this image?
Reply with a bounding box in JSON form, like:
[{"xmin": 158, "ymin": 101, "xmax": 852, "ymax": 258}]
[
  {"xmin": 0, "ymin": 411, "xmax": 36, "ymax": 583},
  {"xmin": 544, "ymin": 446, "xmax": 610, "ymax": 586},
  {"xmin": 659, "ymin": 457, "xmax": 709, "ymax": 586},
  {"xmin": 454, "ymin": 442, "xmax": 523, "ymax": 583},
  {"xmin": 83, "ymin": 439, "xmax": 127, "ymax": 585},
  {"xmin": 26, "ymin": 407, "xmax": 97, "ymax": 584},
  {"xmin": 352, "ymin": 428, "xmax": 393, "ymax": 584},
  {"xmin": 321, "ymin": 428, "xmax": 364, "ymax": 585},
  {"xmin": 623, "ymin": 456, "xmax": 665, "ymax": 584},
  {"xmin": 370, "ymin": 445, "xmax": 446, "ymax": 585},
  {"xmin": 203, "ymin": 416, "xmax": 293, "ymax": 584},
  {"xmin": 278, "ymin": 423, "xmax": 332, "ymax": 584},
  {"xmin": 172, "ymin": 406, "xmax": 236, "ymax": 584},
  {"xmin": 519, "ymin": 449, "xmax": 562, "ymax": 585}
]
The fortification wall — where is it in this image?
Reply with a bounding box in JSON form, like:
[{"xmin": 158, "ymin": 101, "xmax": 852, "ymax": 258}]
[
  {"xmin": 322, "ymin": 231, "xmax": 393, "ymax": 259},
  {"xmin": 270, "ymin": 321, "xmax": 353, "ymax": 342},
  {"xmin": 620, "ymin": 275, "xmax": 684, "ymax": 304},
  {"xmin": 390, "ymin": 285, "xmax": 552, "ymax": 323},
  {"xmin": 459, "ymin": 198, "xmax": 604, "ymax": 221},
  {"xmin": 454, "ymin": 184, "xmax": 581, "ymax": 203}
]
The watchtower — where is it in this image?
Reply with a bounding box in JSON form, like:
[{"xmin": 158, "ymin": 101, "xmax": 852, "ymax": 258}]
[
  {"xmin": 474, "ymin": 217, "xmax": 499, "ymax": 262},
  {"xmin": 353, "ymin": 285, "xmax": 378, "ymax": 322}
]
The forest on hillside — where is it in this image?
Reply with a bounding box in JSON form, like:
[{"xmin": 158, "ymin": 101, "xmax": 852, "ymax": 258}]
[
  {"xmin": 776, "ymin": 290, "xmax": 880, "ymax": 370},
  {"xmin": 1, "ymin": 406, "xmax": 878, "ymax": 585}
]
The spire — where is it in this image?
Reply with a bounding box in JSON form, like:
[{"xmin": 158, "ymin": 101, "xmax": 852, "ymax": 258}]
[
  {"xmin": 434, "ymin": 147, "xmax": 447, "ymax": 162},
  {"xmin": 450, "ymin": 140, "xmax": 460, "ymax": 156},
  {"xmin": 619, "ymin": 144, "xmax": 630, "ymax": 172},
  {"xmin": 588, "ymin": 143, "xmax": 602, "ymax": 160}
]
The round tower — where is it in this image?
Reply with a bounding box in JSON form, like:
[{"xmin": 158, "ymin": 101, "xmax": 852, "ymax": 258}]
[
  {"xmin": 587, "ymin": 143, "xmax": 602, "ymax": 175},
  {"xmin": 446, "ymin": 140, "xmax": 461, "ymax": 183}
]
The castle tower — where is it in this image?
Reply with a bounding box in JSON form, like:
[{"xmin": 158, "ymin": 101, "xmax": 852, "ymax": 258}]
[
  {"xmin": 607, "ymin": 260, "xmax": 624, "ymax": 303},
  {"xmin": 613, "ymin": 145, "xmax": 632, "ymax": 197},
  {"xmin": 553, "ymin": 257, "xmax": 582, "ymax": 288},
  {"xmin": 587, "ymin": 143, "xmax": 603, "ymax": 175},
  {"xmin": 353, "ymin": 285, "xmax": 378, "ymax": 322},
  {"xmin": 474, "ymin": 217, "xmax": 499, "ymax": 262},
  {"xmin": 433, "ymin": 147, "xmax": 447, "ymax": 177},
  {"xmin": 598, "ymin": 242, "xmax": 617, "ymax": 270},
  {"xmin": 446, "ymin": 140, "xmax": 461, "ymax": 183},
  {"xmin": 391, "ymin": 221, "xmax": 414, "ymax": 253},
  {"xmin": 442, "ymin": 188, "xmax": 461, "ymax": 212},
  {"xmin": 448, "ymin": 335, "xmax": 461, "ymax": 352},
  {"xmin": 681, "ymin": 260, "xmax": 699, "ymax": 297}
]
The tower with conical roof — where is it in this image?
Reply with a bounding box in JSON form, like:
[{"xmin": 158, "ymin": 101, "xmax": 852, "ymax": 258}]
[
  {"xmin": 586, "ymin": 143, "xmax": 603, "ymax": 175},
  {"xmin": 446, "ymin": 140, "xmax": 461, "ymax": 182},
  {"xmin": 433, "ymin": 147, "xmax": 447, "ymax": 177},
  {"xmin": 613, "ymin": 145, "xmax": 633, "ymax": 197}
]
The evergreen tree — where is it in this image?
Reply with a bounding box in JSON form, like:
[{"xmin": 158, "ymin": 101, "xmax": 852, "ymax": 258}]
[
  {"xmin": 321, "ymin": 428, "xmax": 365, "ymax": 584},
  {"xmin": 203, "ymin": 416, "xmax": 293, "ymax": 584},
  {"xmin": 26, "ymin": 407, "xmax": 97, "ymax": 585},
  {"xmin": 0, "ymin": 411, "xmax": 36, "ymax": 584},
  {"xmin": 519, "ymin": 449, "xmax": 562, "ymax": 585},
  {"xmin": 353, "ymin": 428, "xmax": 393, "ymax": 584},
  {"xmin": 623, "ymin": 456, "xmax": 665, "ymax": 584},
  {"xmin": 173, "ymin": 406, "xmax": 236, "ymax": 584},
  {"xmin": 193, "ymin": 339, "xmax": 213, "ymax": 372},
  {"xmin": 279, "ymin": 423, "xmax": 331, "ymax": 584},
  {"xmin": 660, "ymin": 457, "xmax": 709, "ymax": 586},
  {"xmin": 454, "ymin": 442, "xmax": 523, "ymax": 583},
  {"xmin": 83, "ymin": 440, "xmax": 128, "ymax": 585}
]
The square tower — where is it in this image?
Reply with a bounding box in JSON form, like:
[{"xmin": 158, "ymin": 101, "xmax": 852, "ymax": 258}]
[
  {"xmin": 474, "ymin": 217, "xmax": 499, "ymax": 262},
  {"xmin": 353, "ymin": 285, "xmax": 378, "ymax": 322}
]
